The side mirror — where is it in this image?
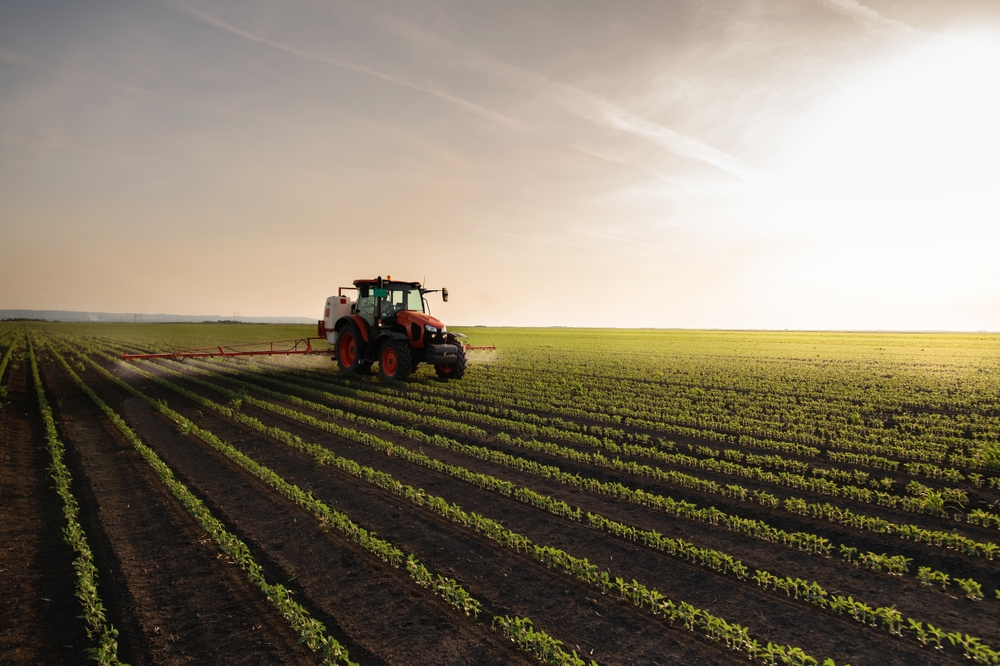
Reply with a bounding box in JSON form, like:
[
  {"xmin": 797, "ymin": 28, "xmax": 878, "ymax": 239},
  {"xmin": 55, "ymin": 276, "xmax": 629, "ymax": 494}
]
[
  {"xmin": 442, "ymin": 288, "xmax": 449, "ymax": 302},
  {"xmin": 360, "ymin": 285, "xmax": 370, "ymax": 298}
]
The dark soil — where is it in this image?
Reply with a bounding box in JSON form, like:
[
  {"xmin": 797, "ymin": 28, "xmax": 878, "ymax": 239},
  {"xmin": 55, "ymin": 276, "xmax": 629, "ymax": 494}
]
[
  {"xmin": 36, "ymin": 351, "xmax": 318, "ymax": 665},
  {"xmin": 79, "ymin": 356, "xmax": 535, "ymax": 666},
  {"xmin": 267, "ymin": 365, "xmax": 1000, "ymax": 592},
  {"xmin": 101, "ymin": 353, "xmax": 978, "ymax": 665},
  {"xmin": 278, "ymin": 365, "xmax": 1000, "ymax": 535},
  {"xmin": 189, "ymin": 359, "xmax": 1000, "ymax": 646},
  {"xmin": 21, "ymin": 338, "xmax": 990, "ymax": 666},
  {"xmin": 0, "ymin": 360, "xmax": 89, "ymax": 665}
]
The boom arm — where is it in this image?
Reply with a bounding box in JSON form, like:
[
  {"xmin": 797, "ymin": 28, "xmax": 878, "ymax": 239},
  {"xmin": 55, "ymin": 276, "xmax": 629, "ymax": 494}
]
[{"xmin": 121, "ymin": 336, "xmax": 329, "ymax": 361}]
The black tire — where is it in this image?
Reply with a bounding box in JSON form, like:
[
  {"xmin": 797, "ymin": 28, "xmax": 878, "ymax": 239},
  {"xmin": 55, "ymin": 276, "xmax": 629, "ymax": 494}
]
[
  {"xmin": 378, "ymin": 340, "xmax": 412, "ymax": 381},
  {"xmin": 435, "ymin": 344, "xmax": 467, "ymax": 380},
  {"xmin": 336, "ymin": 323, "xmax": 368, "ymax": 374}
]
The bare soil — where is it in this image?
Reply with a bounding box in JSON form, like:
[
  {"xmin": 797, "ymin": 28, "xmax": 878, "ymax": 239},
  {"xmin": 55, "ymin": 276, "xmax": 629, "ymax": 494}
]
[
  {"xmin": 9, "ymin": 336, "xmax": 991, "ymax": 665},
  {"xmin": 77, "ymin": 353, "xmax": 533, "ymax": 666},
  {"xmin": 206, "ymin": 360, "xmax": 1000, "ymax": 645},
  {"xmin": 98, "ymin": 353, "xmax": 980, "ymax": 665},
  {"xmin": 0, "ymin": 360, "xmax": 89, "ymax": 665}
]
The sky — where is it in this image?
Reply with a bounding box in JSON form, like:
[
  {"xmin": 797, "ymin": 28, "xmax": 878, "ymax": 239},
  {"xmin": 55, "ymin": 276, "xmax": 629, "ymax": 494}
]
[{"xmin": 2, "ymin": 0, "xmax": 1000, "ymax": 329}]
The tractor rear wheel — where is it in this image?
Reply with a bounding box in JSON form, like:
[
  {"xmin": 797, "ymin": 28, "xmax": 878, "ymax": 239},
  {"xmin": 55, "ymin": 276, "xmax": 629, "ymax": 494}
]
[
  {"xmin": 379, "ymin": 340, "xmax": 412, "ymax": 381},
  {"xmin": 336, "ymin": 324, "xmax": 368, "ymax": 374},
  {"xmin": 435, "ymin": 344, "xmax": 467, "ymax": 379}
]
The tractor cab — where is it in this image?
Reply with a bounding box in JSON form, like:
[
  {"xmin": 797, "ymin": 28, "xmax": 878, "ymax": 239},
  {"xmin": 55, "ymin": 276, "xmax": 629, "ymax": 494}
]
[{"xmin": 354, "ymin": 280, "xmax": 425, "ymax": 325}]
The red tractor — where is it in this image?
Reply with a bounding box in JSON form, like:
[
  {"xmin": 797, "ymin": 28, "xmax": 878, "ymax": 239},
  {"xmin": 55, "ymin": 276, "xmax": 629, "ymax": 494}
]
[{"xmin": 321, "ymin": 276, "xmax": 467, "ymax": 381}]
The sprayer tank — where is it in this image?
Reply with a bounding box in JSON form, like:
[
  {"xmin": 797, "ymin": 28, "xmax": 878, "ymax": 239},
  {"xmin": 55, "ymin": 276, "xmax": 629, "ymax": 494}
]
[{"xmin": 323, "ymin": 295, "xmax": 353, "ymax": 344}]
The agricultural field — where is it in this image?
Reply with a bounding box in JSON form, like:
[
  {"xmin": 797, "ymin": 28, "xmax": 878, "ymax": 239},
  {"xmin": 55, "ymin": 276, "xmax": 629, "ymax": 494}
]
[{"xmin": 3, "ymin": 322, "xmax": 1000, "ymax": 665}]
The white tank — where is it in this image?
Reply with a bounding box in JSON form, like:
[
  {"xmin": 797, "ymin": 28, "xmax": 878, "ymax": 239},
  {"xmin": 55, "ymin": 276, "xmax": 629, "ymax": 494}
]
[{"xmin": 323, "ymin": 294, "xmax": 353, "ymax": 344}]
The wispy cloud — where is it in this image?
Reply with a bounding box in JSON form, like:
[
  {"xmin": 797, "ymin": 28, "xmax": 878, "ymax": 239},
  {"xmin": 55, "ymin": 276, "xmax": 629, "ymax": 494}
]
[
  {"xmin": 165, "ymin": 0, "xmax": 523, "ymax": 128},
  {"xmin": 167, "ymin": 3, "xmax": 768, "ymax": 183},
  {"xmin": 571, "ymin": 145, "xmax": 676, "ymax": 183},
  {"xmin": 811, "ymin": 0, "xmax": 941, "ymax": 40},
  {"xmin": 552, "ymin": 83, "xmax": 766, "ymax": 184},
  {"xmin": 379, "ymin": 15, "xmax": 766, "ymax": 183}
]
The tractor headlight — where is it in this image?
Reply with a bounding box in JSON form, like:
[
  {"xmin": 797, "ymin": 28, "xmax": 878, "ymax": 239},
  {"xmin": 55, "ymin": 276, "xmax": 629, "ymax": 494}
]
[{"xmin": 424, "ymin": 324, "xmax": 438, "ymax": 332}]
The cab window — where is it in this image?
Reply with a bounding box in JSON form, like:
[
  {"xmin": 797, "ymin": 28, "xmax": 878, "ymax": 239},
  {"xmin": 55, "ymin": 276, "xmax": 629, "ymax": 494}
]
[
  {"xmin": 382, "ymin": 287, "xmax": 424, "ymax": 315},
  {"xmin": 405, "ymin": 289, "xmax": 424, "ymax": 312},
  {"xmin": 355, "ymin": 296, "xmax": 376, "ymax": 324}
]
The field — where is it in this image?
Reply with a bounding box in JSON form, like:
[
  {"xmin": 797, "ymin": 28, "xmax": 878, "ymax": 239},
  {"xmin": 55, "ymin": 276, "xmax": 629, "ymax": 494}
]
[{"xmin": 3, "ymin": 323, "xmax": 1000, "ymax": 665}]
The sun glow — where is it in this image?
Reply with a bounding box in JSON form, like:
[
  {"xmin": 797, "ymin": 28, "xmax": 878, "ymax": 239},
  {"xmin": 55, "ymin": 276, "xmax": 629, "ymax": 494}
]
[{"xmin": 765, "ymin": 33, "xmax": 1000, "ymax": 305}]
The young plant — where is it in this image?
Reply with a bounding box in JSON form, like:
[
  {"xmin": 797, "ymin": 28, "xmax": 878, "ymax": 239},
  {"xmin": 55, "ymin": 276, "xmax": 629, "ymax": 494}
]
[
  {"xmin": 907, "ymin": 619, "xmax": 929, "ymax": 647},
  {"xmin": 955, "ymin": 578, "xmax": 984, "ymax": 601},
  {"xmin": 926, "ymin": 625, "xmax": 947, "ymax": 650}
]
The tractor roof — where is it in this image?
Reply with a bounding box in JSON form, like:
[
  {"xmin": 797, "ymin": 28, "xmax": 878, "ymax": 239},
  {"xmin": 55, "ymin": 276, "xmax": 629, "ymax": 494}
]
[{"xmin": 352, "ymin": 278, "xmax": 422, "ymax": 289}]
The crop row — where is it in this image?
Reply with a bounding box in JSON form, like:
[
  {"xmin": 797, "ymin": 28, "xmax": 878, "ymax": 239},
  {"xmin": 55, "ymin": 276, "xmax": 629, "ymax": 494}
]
[
  {"xmin": 477, "ymin": 430, "xmax": 990, "ymax": 558},
  {"xmin": 98, "ymin": 352, "xmax": 837, "ymax": 665},
  {"xmin": 265, "ymin": 363, "xmax": 826, "ymax": 459},
  {"xmin": 121, "ymin": 349, "xmax": 998, "ymax": 596},
  {"xmin": 65, "ymin": 344, "xmax": 484, "ymax": 618},
  {"xmin": 65, "ymin": 341, "xmax": 604, "ymax": 666},
  {"xmin": 140, "ymin": 359, "xmax": 766, "ymax": 583},
  {"xmin": 28, "ymin": 338, "xmax": 126, "ymax": 665},
  {"xmin": 496, "ymin": 429, "xmax": 977, "ymax": 524},
  {"xmin": 133, "ymin": 357, "xmax": 867, "ymax": 558},
  {"xmin": 235, "ymin": 360, "xmax": 998, "ymax": 518},
  {"xmin": 268, "ymin": 367, "xmax": 1000, "ymax": 561},
  {"xmin": 492, "ymin": 616, "xmax": 598, "ymax": 666},
  {"xmin": 100, "ymin": 346, "xmax": 1000, "ymax": 608},
  {"xmin": 45, "ymin": 341, "xmax": 358, "ymax": 665},
  {"xmin": 749, "ymin": 566, "xmax": 996, "ymax": 660},
  {"xmin": 172, "ymin": 355, "xmax": 1000, "ymax": 558},
  {"xmin": 827, "ymin": 451, "xmax": 1000, "ymax": 490},
  {"xmin": 451, "ymin": 428, "xmax": 1000, "ymax": 560},
  {"xmin": 381, "ymin": 344, "xmax": 1000, "ymax": 470},
  {"xmin": 177, "ymin": 358, "xmax": 1000, "ymax": 656},
  {"xmin": 1, "ymin": 331, "xmax": 18, "ymax": 393},
  {"xmin": 245, "ymin": 362, "xmax": 844, "ymax": 465},
  {"xmin": 217, "ymin": 360, "xmax": 933, "ymax": 482},
  {"xmin": 148, "ymin": 359, "xmax": 782, "ymax": 586},
  {"xmin": 99, "ymin": 330, "xmax": 1000, "ymax": 472},
  {"xmin": 456, "ymin": 342, "xmax": 999, "ymax": 426},
  {"xmin": 341, "ymin": 365, "xmax": 1000, "ymax": 490},
  {"xmin": 207, "ymin": 361, "xmax": 1000, "ymax": 541},
  {"xmin": 110, "ymin": 353, "xmax": 1000, "ymax": 660},
  {"xmin": 106, "ymin": 345, "xmax": 996, "ymax": 494}
]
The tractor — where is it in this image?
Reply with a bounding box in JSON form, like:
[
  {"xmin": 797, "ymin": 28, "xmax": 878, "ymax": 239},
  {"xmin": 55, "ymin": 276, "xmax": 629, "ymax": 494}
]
[{"xmin": 320, "ymin": 276, "xmax": 467, "ymax": 381}]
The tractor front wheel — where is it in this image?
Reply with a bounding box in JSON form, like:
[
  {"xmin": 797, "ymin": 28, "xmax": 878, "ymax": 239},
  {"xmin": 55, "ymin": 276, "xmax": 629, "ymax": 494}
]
[
  {"xmin": 379, "ymin": 340, "xmax": 412, "ymax": 381},
  {"xmin": 436, "ymin": 344, "xmax": 467, "ymax": 380}
]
